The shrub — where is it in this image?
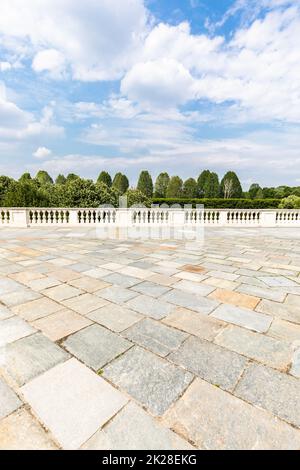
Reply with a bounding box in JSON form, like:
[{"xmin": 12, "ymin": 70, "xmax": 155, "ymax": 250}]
[
  {"xmin": 151, "ymin": 198, "xmax": 281, "ymax": 209},
  {"xmin": 278, "ymin": 195, "xmax": 300, "ymax": 209},
  {"xmin": 125, "ymin": 189, "xmax": 151, "ymax": 207}
]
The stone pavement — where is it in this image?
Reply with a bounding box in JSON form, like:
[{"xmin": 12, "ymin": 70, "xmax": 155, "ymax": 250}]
[{"xmin": 0, "ymin": 227, "xmax": 300, "ymax": 450}]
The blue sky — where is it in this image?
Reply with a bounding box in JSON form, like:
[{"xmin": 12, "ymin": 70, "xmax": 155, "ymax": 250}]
[{"xmin": 0, "ymin": 0, "xmax": 299, "ymax": 188}]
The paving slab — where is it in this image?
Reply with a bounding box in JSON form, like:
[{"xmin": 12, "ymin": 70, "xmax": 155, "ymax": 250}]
[
  {"xmin": 0, "ymin": 316, "xmax": 35, "ymax": 348},
  {"xmin": 126, "ymin": 294, "xmax": 174, "ymax": 319},
  {"xmin": 256, "ymin": 299, "xmax": 300, "ymax": 324},
  {"xmin": 130, "ymin": 281, "xmax": 171, "ymax": 298},
  {"xmin": 169, "ymin": 336, "xmax": 247, "ymax": 391},
  {"xmin": 82, "ymin": 402, "xmax": 194, "ymax": 450},
  {"xmin": 211, "ymin": 303, "xmax": 272, "ymax": 333},
  {"xmin": 27, "ymin": 276, "xmax": 61, "ymax": 291},
  {"xmin": 164, "ymin": 378, "xmax": 300, "ymax": 450},
  {"xmin": 87, "ymin": 304, "xmax": 141, "ymax": 332},
  {"xmin": 0, "ymin": 377, "xmax": 22, "ymax": 420},
  {"xmin": 68, "ymin": 276, "xmax": 111, "ymax": 293},
  {"xmin": 0, "ymin": 409, "xmax": 58, "ymax": 450},
  {"xmin": 62, "ymin": 293, "xmax": 108, "ymax": 314},
  {"xmin": 161, "ymin": 289, "xmax": 218, "ymax": 315},
  {"xmin": 101, "ymin": 273, "xmax": 142, "ymax": 288},
  {"xmin": 0, "ymin": 277, "xmax": 23, "ymax": 294},
  {"xmin": 42, "ymin": 284, "xmax": 83, "ymax": 301},
  {"xmin": 103, "ymin": 347, "xmax": 193, "ymax": 415},
  {"xmin": 0, "ymin": 289, "xmax": 41, "ymax": 307},
  {"xmin": 209, "ymin": 288, "xmax": 260, "ymax": 309},
  {"xmin": 21, "ymin": 358, "xmax": 128, "ymax": 449},
  {"xmin": 3, "ymin": 333, "xmax": 69, "ymax": 385},
  {"xmin": 215, "ymin": 325, "xmax": 293, "ymax": 370},
  {"xmin": 235, "ymin": 363, "xmax": 300, "ymax": 428},
  {"xmin": 97, "ymin": 286, "xmax": 139, "ymax": 304},
  {"xmin": 163, "ymin": 307, "xmax": 225, "ymax": 341},
  {"xmin": 174, "ymin": 279, "xmax": 215, "ymax": 296},
  {"xmin": 268, "ymin": 318, "xmax": 300, "ymax": 343},
  {"xmin": 0, "ymin": 304, "xmax": 14, "ymax": 320},
  {"xmin": 12, "ymin": 297, "xmax": 64, "ymax": 321},
  {"xmin": 63, "ymin": 324, "xmax": 132, "ymax": 370},
  {"xmin": 31, "ymin": 309, "xmax": 93, "ymax": 341},
  {"xmin": 290, "ymin": 349, "xmax": 300, "ymax": 378},
  {"xmin": 237, "ymin": 284, "xmax": 286, "ymax": 302},
  {"xmin": 123, "ymin": 318, "xmax": 188, "ymax": 357}
]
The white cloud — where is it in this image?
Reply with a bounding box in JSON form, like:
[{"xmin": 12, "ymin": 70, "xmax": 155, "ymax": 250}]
[
  {"xmin": 33, "ymin": 146, "xmax": 52, "ymax": 158},
  {"xmin": 32, "ymin": 49, "xmax": 66, "ymax": 77},
  {"xmin": 0, "ymin": 61, "xmax": 11, "ymax": 71},
  {"xmin": 0, "ymin": 0, "xmax": 150, "ymax": 81}
]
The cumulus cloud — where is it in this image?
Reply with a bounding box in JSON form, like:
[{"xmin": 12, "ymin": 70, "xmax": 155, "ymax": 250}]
[
  {"xmin": 33, "ymin": 146, "xmax": 52, "ymax": 158},
  {"xmin": 32, "ymin": 49, "xmax": 66, "ymax": 78},
  {"xmin": 0, "ymin": 0, "xmax": 150, "ymax": 81}
]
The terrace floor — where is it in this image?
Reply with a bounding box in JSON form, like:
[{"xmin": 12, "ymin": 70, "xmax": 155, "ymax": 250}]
[{"xmin": 0, "ymin": 227, "xmax": 300, "ymax": 450}]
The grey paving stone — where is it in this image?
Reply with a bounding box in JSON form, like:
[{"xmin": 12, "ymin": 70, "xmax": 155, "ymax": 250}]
[
  {"xmin": 256, "ymin": 299, "xmax": 300, "ymax": 324},
  {"xmin": 102, "ymin": 272, "xmax": 142, "ymax": 288},
  {"xmin": 169, "ymin": 336, "xmax": 247, "ymax": 391},
  {"xmin": 63, "ymin": 324, "xmax": 132, "ymax": 370},
  {"xmin": 237, "ymin": 284, "xmax": 286, "ymax": 302},
  {"xmin": 0, "ymin": 304, "xmax": 14, "ymax": 320},
  {"xmin": 0, "ymin": 316, "xmax": 35, "ymax": 348},
  {"xmin": 0, "ymin": 289, "xmax": 41, "ymax": 307},
  {"xmin": 3, "ymin": 332, "xmax": 69, "ymax": 386},
  {"xmin": 21, "ymin": 358, "xmax": 127, "ymax": 449},
  {"xmin": 173, "ymin": 279, "xmax": 215, "ymax": 296},
  {"xmin": 0, "ymin": 409, "xmax": 58, "ymax": 450},
  {"xmin": 161, "ymin": 289, "xmax": 218, "ymax": 315},
  {"xmin": 164, "ymin": 378, "xmax": 300, "ymax": 450},
  {"xmin": 268, "ymin": 318, "xmax": 300, "ymax": 343},
  {"xmin": 205, "ymin": 270, "xmax": 240, "ymax": 281},
  {"xmin": 130, "ymin": 281, "xmax": 171, "ymax": 298},
  {"xmin": 82, "ymin": 402, "xmax": 194, "ymax": 450},
  {"xmin": 123, "ymin": 318, "xmax": 188, "ymax": 357},
  {"xmin": 87, "ymin": 304, "xmax": 141, "ymax": 332},
  {"xmin": 0, "ymin": 377, "xmax": 22, "ymax": 420},
  {"xmin": 126, "ymin": 294, "xmax": 174, "ymax": 319},
  {"xmin": 235, "ymin": 363, "xmax": 300, "ymax": 428},
  {"xmin": 260, "ymin": 277, "xmax": 299, "ymax": 287},
  {"xmin": 0, "ymin": 277, "xmax": 22, "ymax": 294},
  {"xmin": 215, "ymin": 325, "xmax": 293, "ymax": 370},
  {"xmin": 97, "ymin": 286, "xmax": 139, "ymax": 304},
  {"xmin": 290, "ymin": 349, "xmax": 300, "ymax": 378},
  {"xmin": 103, "ymin": 347, "xmax": 193, "ymax": 415},
  {"xmin": 211, "ymin": 303, "xmax": 272, "ymax": 333}
]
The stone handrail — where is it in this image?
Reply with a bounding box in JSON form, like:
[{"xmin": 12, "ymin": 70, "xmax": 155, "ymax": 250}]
[{"xmin": 0, "ymin": 207, "xmax": 299, "ymax": 228}]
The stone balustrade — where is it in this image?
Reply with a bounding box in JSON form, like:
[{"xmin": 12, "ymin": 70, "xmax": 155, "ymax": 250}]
[{"xmin": 0, "ymin": 207, "xmax": 300, "ymax": 228}]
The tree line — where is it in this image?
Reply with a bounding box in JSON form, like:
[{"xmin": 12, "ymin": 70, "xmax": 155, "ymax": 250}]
[{"xmin": 0, "ymin": 169, "xmax": 300, "ymax": 208}]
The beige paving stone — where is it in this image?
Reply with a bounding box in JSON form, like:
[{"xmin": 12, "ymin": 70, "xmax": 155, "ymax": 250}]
[
  {"xmin": 27, "ymin": 276, "xmax": 61, "ymax": 291},
  {"xmin": 181, "ymin": 265, "xmax": 207, "ymax": 274},
  {"xmin": 163, "ymin": 307, "xmax": 225, "ymax": 341},
  {"xmin": 256, "ymin": 299, "xmax": 300, "ymax": 324},
  {"xmin": 42, "ymin": 284, "xmax": 83, "ymax": 301},
  {"xmin": 0, "ymin": 409, "xmax": 58, "ymax": 450},
  {"xmin": 290, "ymin": 349, "xmax": 300, "ymax": 378},
  {"xmin": 268, "ymin": 318, "xmax": 300, "ymax": 344},
  {"xmin": 148, "ymin": 273, "xmax": 179, "ymax": 286},
  {"xmin": 202, "ymin": 277, "xmax": 240, "ymax": 290},
  {"xmin": 174, "ymin": 279, "xmax": 215, "ymax": 296},
  {"xmin": 62, "ymin": 293, "xmax": 108, "ymax": 314},
  {"xmin": 163, "ymin": 378, "xmax": 300, "ymax": 450},
  {"xmin": 21, "ymin": 358, "xmax": 128, "ymax": 449},
  {"xmin": 0, "ymin": 316, "xmax": 36, "ymax": 348},
  {"xmin": 47, "ymin": 268, "xmax": 81, "ymax": 282},
  {"xmin": 0, "ymin": 289, "xmax": 41, "ymax": 307},
  {"xmin": 87, "ymin": 304, "xmax": 141, "ymax": 332},
  {"xmin": 173, "ymin": 271, "xmax": 207, "ymax": 282},
  {"xmin": 68, "ymin": 276, "xmax": 111, "ymax": 293},
  {"xmin": 215, "ymin": 325, "xmax": 293, "ymax": 370},
  {"xmin": 119, "ymin": 266, "xmax": 154, "ymax": 279},
  {"xmin": 209, "ymin": 288, "xmax": 260, "ymax": 309},
  {"xmin": 31, "ymin": 309, "xmax": 93, "ymax": 341},
  {"xmin": 12, "ymin": 297, "xmax": 64, "ymax": 322},
  {"xmin": 285, "ymin": 294, "xmax": 300, "ymax": 307},
  {"xmin": 9, "ymin": 271, "xmax": 44, "ymax": 284}
]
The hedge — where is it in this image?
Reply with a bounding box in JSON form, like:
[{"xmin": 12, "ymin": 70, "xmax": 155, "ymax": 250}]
[{"xmin": 150, "ymin": 198, "xmax": 281, "ymax": 209}]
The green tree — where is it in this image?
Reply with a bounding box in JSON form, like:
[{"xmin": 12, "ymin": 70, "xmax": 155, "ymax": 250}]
[
  {"xmin": 203, "ymin": 172, "xmax": 220, "ymax": 197},
  {"xmin": 55, "ymin": 174, "xmax": 66, "ymax": 185},
  {"xmin": 0, "ymin": 176, "xmax": 14, "ymax": 204},
  {"xmin": 112, "ymin": 173, "xmax": 129, "ymax": 194},
  {"xmin": 166, "ymin": 176, "xmax": 183, "ymax": 198},
  {"xmin": 197, "ymin": 170, "xmax": 211, "ymax": 197},
  {"xmin": 66, "ymin": 173, "xmax": 80, "ymax": 183},
  {"xmin": 183, "ymin": 178, "xmax": 198, "ymax": 198},
  {"xmin": 2, "ymin": 181, "xmax": 50, "ymax": 207},
  {"xmin": 137, "ymin": 170, "xmax": 153, "ymax": 197},
  {"xmin": 97, "ymin": 171, "xmax": 112, "ymax": 187},
  {"xmin": 154, "ymin": 172, "xmax": 170, "ymax": 197},
  {"xmin": 19, "ymin": 173, "xmax": 32, "ymax": 183},
  {"xmin": 220, "ymin": 171, "xmax": 243, "ymax": 199},
  {"xmin": 35, "ymin": 170, "xmax": 53, "ymax": 185},
  {"xmin": 262, "ymin": 187, "xmax": 276, "ymax": 198},
  {"xmin": 249, "ymin": 183, "xmax": 261, "ymax": 199}
]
